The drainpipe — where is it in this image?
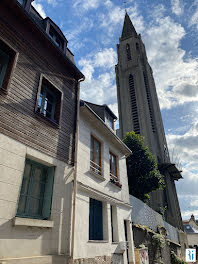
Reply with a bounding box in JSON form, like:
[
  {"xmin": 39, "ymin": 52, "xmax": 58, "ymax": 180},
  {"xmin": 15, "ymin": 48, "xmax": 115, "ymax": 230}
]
[{"xmin": 70, "ymin": 76, "xmax": 85, "ymax": 262}]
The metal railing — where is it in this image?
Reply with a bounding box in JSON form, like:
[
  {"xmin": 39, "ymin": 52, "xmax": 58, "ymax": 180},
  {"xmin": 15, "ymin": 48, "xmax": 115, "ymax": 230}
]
[
  {"xmin": 110, "ymin": 173, "xmax": 118, "ymax": 181},
  {"xmin": 90, "ymin": 160, "xmax": 102, "ymax": 175}
]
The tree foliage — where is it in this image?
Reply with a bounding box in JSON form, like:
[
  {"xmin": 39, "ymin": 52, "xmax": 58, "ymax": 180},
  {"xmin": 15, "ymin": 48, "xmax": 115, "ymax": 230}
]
[{"xmin": 123, "ymin": 131, "xmax": 165, "ymax": 202}]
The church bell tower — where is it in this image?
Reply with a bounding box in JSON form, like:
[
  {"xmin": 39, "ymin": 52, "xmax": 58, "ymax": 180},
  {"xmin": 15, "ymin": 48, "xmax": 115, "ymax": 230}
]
[{"xmin": 116, "ymin": 12, "xmax": 183, "ymax": 229}]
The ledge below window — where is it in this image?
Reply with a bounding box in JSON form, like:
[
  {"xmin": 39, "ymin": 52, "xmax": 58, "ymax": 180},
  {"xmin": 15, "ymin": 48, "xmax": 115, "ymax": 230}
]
[
  {"xmin": 13, "ymin": 217, "xmax": 54, "ymax": 228},
  {"xmin": 35, "ymin": 111, "xmax": 60, "ymax": 128},
  {"xmin": 88, "ymin": 240, "xmax": 109, "ymax": 243},
  {"xmin": 89, "ymin": 170, "xmax": 106, "ymax": 181}
]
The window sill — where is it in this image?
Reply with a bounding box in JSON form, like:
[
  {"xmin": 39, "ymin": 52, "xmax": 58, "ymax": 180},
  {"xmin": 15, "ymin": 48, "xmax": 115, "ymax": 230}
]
[
  {"xmin": 35, "ymin": 111, "xmax": 60, "ymax": 128},
  {"xmin": 88, "ymin": 240, "xmax": 109, "ymax": 243},
  {"xmin": 13, "ymin": 217, "xmax": 54, "ymax": 228},
  {"xmin": 89, "ymin": 170, "xmax": 105, "ymax": 181}
]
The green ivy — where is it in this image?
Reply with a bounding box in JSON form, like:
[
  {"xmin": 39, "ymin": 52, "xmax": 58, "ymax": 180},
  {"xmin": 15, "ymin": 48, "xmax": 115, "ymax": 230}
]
[{"xmin": 171, "ymin": 251, "xmax": 187, "ymax": 264}]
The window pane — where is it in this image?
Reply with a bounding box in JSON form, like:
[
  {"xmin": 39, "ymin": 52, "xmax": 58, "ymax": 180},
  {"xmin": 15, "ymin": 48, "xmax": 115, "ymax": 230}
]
[
  {"xmin": 112, "ymin": 155, "xmax": 116, "ymax": 177},
  {"xmin": 17, "ymin": 195, "xmax": 27, "ymax": 214},
  {"xmin": 90, "ymin": 137, "xmax": 94, "ymax": 161},
  {"xmin": 94, "ymin": 140, "xmax": 100, "ymax": 166},
  {"xmin": 20, "ymin": 163, "xmax": 31, "ymax": 195},
  {"xmin": 0, "ymin": 49, "xmax": 9, "ymax": 87},
  {"xmin": 29, "ymin": 198, "xmax": 40, "ymax": 216}
]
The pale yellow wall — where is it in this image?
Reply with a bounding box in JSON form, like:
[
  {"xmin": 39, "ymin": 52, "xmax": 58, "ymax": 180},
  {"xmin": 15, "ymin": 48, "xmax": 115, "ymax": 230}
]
[{"xmin": 0, "ymin": 133, "xmax": 73, "ymax": 262}]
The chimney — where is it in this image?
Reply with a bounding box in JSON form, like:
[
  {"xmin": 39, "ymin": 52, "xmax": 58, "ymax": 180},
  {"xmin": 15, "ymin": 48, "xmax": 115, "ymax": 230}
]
[{"xmin": 191, "ymin": 214, "xmax": 195, "ymax": 222}]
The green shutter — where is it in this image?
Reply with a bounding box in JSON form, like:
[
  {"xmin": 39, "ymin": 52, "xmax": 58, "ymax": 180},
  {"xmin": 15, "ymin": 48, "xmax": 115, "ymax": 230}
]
[{"xmin": 42, "ymin": 167, "xmax": 55, "ymax": 219}]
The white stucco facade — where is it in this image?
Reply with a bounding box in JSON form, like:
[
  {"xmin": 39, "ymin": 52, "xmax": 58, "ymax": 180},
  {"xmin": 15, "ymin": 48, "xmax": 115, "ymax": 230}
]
[
  {"xmin": 0, "ymin": 133, "xmax": 73, "ymax": 264},
  {"xmin": 73, "ymin": 104, "xmax": 135, "ymax": 264}
]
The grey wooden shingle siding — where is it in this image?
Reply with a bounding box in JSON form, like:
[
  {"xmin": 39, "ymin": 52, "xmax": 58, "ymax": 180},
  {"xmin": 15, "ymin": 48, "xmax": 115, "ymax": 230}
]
[{"xmin": 0, "ymin": 3, "xmax": 78, "ymax": 164}]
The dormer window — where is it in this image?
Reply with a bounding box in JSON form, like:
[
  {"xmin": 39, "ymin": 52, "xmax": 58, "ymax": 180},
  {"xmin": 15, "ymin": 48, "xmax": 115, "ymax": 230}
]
[
  {"xmin": 105, "ymin": 112, "xmax": 114, "ymax": 130},
  {"xmin": 49, "ymin": 26, "xmax": 64, "ymax": 50}
]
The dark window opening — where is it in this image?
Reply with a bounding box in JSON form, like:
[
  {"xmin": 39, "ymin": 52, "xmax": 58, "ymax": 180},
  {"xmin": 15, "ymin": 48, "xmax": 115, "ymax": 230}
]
[
  {"xmin": 136, "ymin": 42, "xmax": 139, "ymax": 52},
  {"xmin": 36, "ymin": 77, "xmax": 62, "ymax": 125},
  {"xmin": 129, "ymin": 74, "xmax": 140, "ymax": 134},
  {"xmin": 17, "ymin": 159, "xmax": 55, "ymax": 220},
  {"xmin": 0, "ymin": 39, "xmax": 16, "ymax": 91},
  {"xmin": 89, "ymin": 198, "xmax": 103, "ymax": 240},
  {"xmin": 49, "ymin": 26, "xmax": 64, "ymax": 50},
  {"xmin": 126, "ymin": 43, "xmax": 131, "ymax": 61}
]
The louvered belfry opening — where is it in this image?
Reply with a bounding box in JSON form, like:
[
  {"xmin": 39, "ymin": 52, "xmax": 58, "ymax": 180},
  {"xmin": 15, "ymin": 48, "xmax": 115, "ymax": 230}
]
[
  {"xmin": 143, "ymin": 71, "xmax": 156, "ymax": 133},
  {"xmin": 129, "ymin": 74, "xmax": 140, "ymax": 134}
]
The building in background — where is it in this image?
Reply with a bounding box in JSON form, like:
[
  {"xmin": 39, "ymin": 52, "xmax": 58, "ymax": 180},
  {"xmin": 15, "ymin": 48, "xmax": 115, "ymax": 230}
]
[
  {"xmin": 183, "ymin": 215, "xmax": 198, "ymax": 255},
  {"xmin": 115, "ymin": 12, "xmax": 188, "ymax": 259},
  {"xmin": 0, "ymin": 0, "xmax": 83, "ymax": 263},
  {"xmin": 72, "ymin": 100, "xmax": 135, "ymax": 264},
  {"xmin": 116, "ymin": 11, "xmax": 183, "ymax": 230}
]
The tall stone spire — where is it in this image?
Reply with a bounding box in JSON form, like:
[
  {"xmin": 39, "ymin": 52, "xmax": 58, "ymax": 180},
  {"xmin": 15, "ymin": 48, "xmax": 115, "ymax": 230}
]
[
  {"xmin": 116, "ymin": 13, "xmax": 184, "ymax": 231},
  {"xmin": 121, "ymin": 12, "xmax": 137, "ymax": 39}
]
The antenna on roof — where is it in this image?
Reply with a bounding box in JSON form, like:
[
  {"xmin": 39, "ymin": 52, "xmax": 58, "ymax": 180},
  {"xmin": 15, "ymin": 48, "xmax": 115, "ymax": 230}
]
[{"xmin": 123, "ymin": 0, "xmax": 127, "ymax": 13}]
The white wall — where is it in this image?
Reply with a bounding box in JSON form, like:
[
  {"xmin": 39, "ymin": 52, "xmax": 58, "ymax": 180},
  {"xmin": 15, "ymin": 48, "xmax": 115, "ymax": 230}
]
[
  {"xmin": 73, "ymin": 109, "xmax": 135, "ymax": 264},
  {"xmin": 0, "ymin": 133, "xmax": 73, "ymax": 261},
  {"xmin": 76, "ymin": 110, "xmax": 130, "ymax": 204}
]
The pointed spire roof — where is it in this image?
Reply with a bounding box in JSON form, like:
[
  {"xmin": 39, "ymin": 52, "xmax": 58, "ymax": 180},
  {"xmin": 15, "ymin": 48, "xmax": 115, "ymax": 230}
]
[{"xmin": 121, "ymin": 12, "xmax": 137, "ymax": 39}]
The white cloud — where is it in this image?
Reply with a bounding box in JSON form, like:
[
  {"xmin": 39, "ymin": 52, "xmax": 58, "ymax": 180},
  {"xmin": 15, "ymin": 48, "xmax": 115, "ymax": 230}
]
[
  {"xmin": 79, "ymin": 48, "xmax": 117, "ymax": 110},
  {"xmin": 189, "ymin": 0, "xmax": 198, "ymax": 29},
  {"xmin": 47, "ymin": 0, "xmax": 57, "ymax": 7},
  {"xmin": 171, "ymin": 0, "xmax": 183, "ymax": 16},
  {"xmin": 73, "ymin": 0, "xmax": 99, "ymax": 11},
  {"xmin": 64, "ymin": 18, "xmax": 94, "ymax": 52},
  {"xmin": 182, "ymin": 209, "xmax": 198, "ymax": 219},
  {"xmin": 143, "ymin": 12, "xmax": 198, "ymax": 109},
  {"xmin": 99, "ymin": 3, "xmax": 144, "ymax": 37},
  {"xmin": 32, "ymin": 2, "xmax": 46, "ymax": 18}
]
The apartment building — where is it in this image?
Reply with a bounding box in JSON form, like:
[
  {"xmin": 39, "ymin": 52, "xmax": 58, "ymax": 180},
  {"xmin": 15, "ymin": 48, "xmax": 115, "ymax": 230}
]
[
  {"xmin": 72, "ymin": 101, "xmax": 135, "ymax": 264},
  {"xmin": 0, "ymin": 1, "xmax": 83, "ymax": 263}
]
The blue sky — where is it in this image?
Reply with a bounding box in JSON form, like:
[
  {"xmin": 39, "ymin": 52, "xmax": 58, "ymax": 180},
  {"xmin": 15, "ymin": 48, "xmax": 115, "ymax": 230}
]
[{"xmin": 32, "ymin": 0, "xmax": 198, "ymax": 220}]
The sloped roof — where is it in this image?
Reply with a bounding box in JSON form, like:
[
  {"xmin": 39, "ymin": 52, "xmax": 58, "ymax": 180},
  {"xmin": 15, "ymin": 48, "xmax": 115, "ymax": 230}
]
[{"xmin": 121, "ymin": 12, "xmax": 137, "ymax": 39}]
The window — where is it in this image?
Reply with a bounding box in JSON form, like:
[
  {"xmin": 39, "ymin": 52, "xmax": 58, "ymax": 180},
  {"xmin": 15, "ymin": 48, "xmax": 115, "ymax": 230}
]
[
  {"xmin": 49, "ymin": 26, "xmax": 64, "ymax": 50},
  {"xmin": 136, "ymin": 42, "xmax": 140, "ymax": 52},
  {"xmin": 109, "ymin": 152, "xmax": 117, "ymax": 180},
  {"xmin": 0, "ymin": 39, "xmax": 16, "ymax": 91},
  {"xmin": 17, "ymin": 159, "xmax": 55, "ymax": 219},
  {"xmin": 90, "ymin": 135, "xmax": 101, "ymax": 175},
  {"xmin": 105, "ymin": 112, "xmax": 114, "ymax": 130},
  {"xmin": 89, "ymin": 198, "xmax": 103, "ymax": 240},
  {"xmin": 36, "ymin": 76, "xmax": 62, "ymax": 125},
  {"xmin": 126, "ymin": 43, "xmax": 131, "ymax": 61}
]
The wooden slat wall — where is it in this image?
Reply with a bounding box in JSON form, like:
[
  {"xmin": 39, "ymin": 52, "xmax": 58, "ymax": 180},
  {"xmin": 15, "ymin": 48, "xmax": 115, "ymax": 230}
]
[{"xmin": 0, "ymin": 4, "xmax": 78, "ymax": 164}]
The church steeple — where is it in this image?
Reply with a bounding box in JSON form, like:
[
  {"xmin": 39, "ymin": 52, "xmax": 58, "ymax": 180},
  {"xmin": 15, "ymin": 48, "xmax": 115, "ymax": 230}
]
[{"xmin": 121, "ymin": 12, "xmax": 137, "ymax": 39}]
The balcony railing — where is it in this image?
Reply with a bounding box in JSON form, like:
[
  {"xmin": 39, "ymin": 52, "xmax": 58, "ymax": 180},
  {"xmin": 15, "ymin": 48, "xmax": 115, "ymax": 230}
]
[{"xmin": 90, "ymin": 160, "xmax": 102, "ymax": 176}]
